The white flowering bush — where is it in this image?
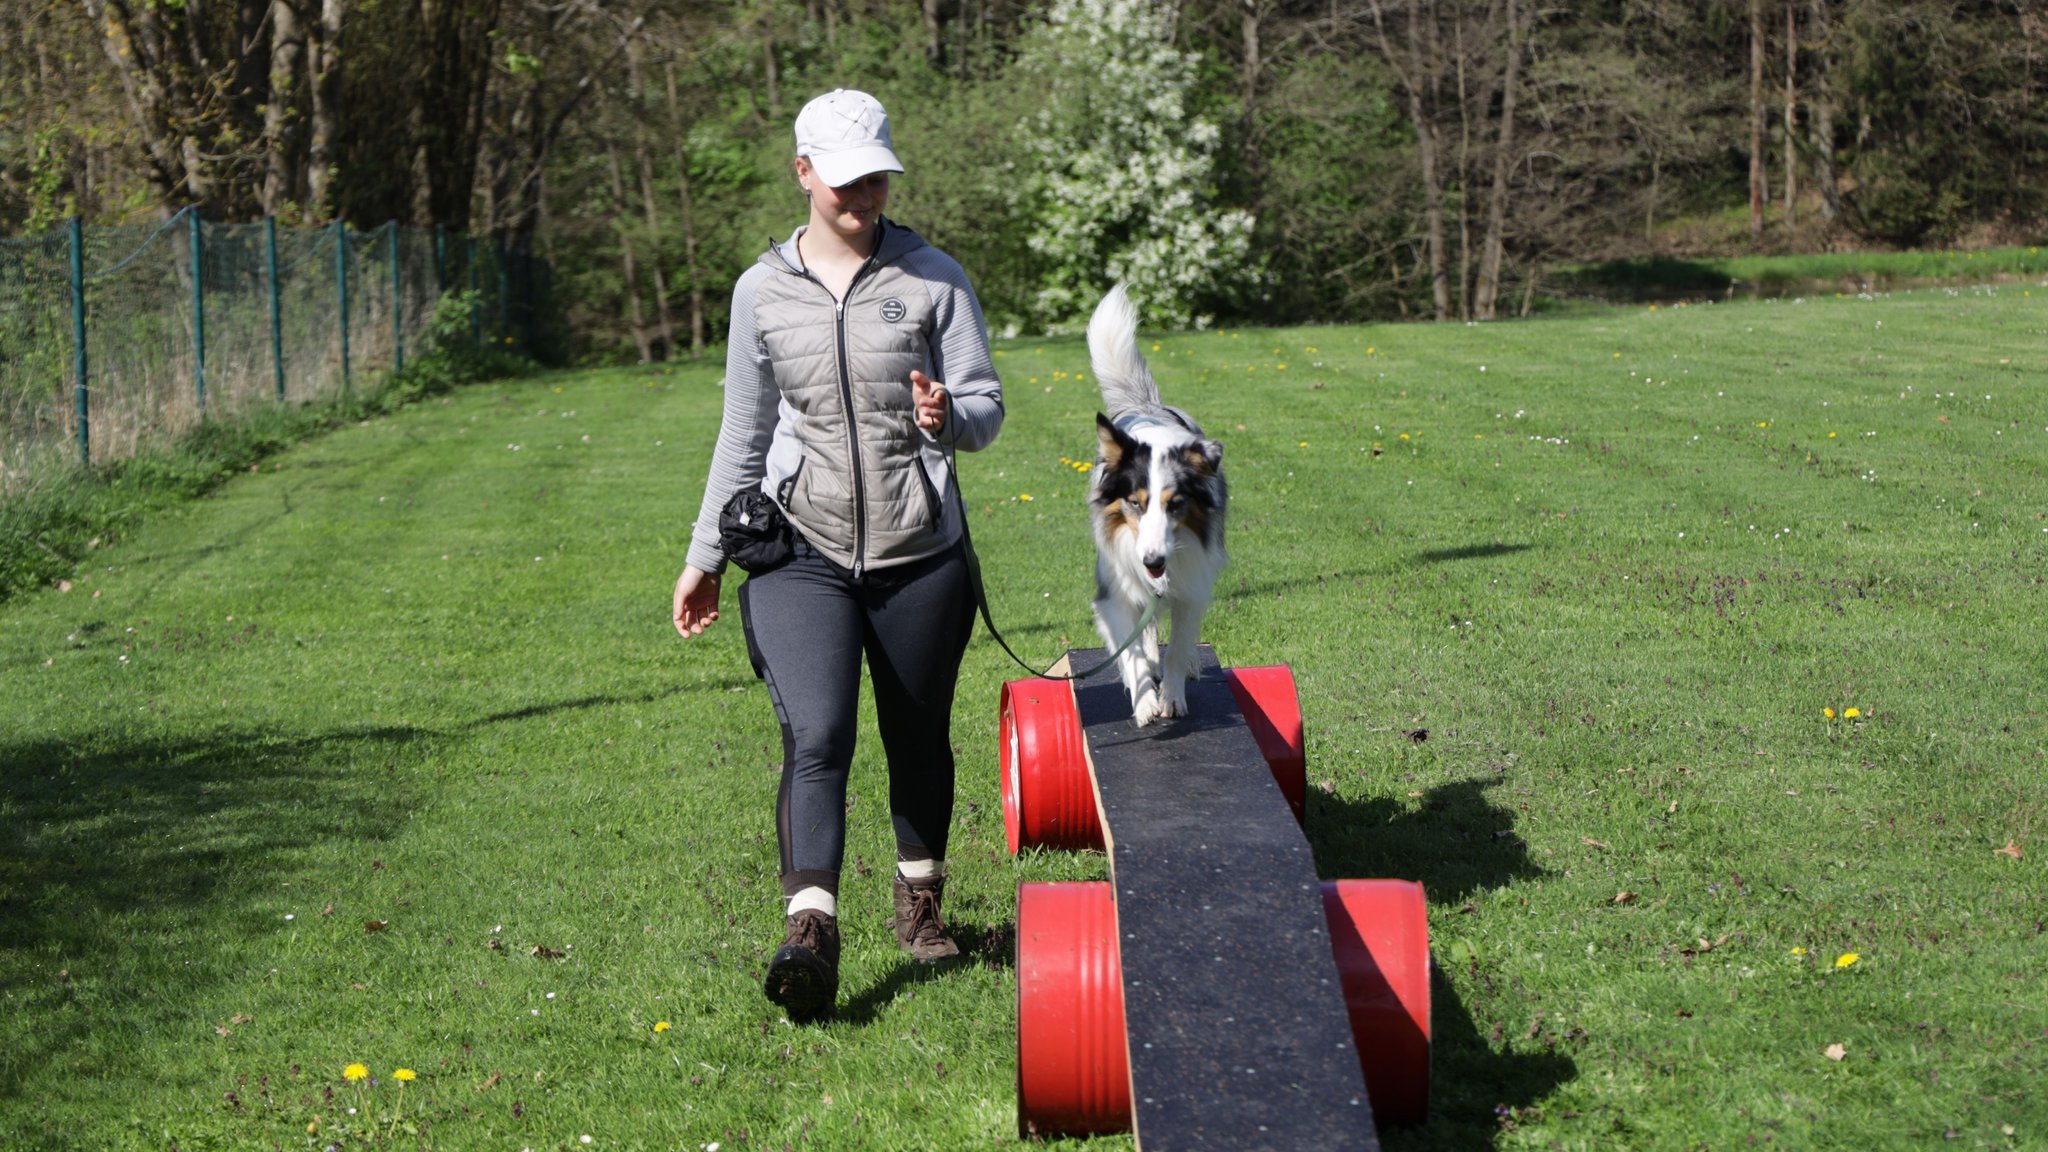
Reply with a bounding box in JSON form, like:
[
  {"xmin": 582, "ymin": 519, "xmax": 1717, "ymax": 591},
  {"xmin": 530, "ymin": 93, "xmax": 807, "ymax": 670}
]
[{"xmin": 1005, "ymin": 0, "xmax": 1258, "ymax": 332}]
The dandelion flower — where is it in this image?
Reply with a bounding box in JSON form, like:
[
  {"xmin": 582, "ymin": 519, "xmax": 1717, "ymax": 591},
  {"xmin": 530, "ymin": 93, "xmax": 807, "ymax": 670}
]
[
  {"xmin": 344, "ymin": 1063, "xmax": 369, "ymax": 1082},
  {"xmin": 654, "ymin": 1021, "xmax": 671, "ymax": 1033},
  {"xmin": 1790, "ymin": 946, "xmax": 1807, "ymax": 956},
  {"xmin": 388, "ymin": 1068, "xmax": 418, "ymax": 1136},
  {"xmin": 1835, "ymin": 952, "xmax": 1860, "ymax": 969},
  {"xmin": 1844, "ymin": 708, "xmax": 1861, "ymax": 719},
  {"xmin": 1019, "ymin": 493, "xmax": 1034, "ymax": 502},
  {"xmin": 1824, "ymin": 708, "xmax": 1836, "ymax": 719}
]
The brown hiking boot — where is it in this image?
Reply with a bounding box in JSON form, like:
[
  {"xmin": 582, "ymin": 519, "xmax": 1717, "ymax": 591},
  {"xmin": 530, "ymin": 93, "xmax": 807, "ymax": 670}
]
[
  {"xmin": 891, "ymin": 874, "xmax": 961, "ymax": 962},
  {"xmin": 764, "ymin": 909, "xmax": 839, "ymax": 1022}
]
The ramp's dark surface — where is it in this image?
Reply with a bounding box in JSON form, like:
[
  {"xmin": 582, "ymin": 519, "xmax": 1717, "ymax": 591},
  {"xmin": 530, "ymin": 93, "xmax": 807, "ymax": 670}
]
[{"xmin": 1070, "ymin": 645, "xmax": 1378, "ymax": 1151}]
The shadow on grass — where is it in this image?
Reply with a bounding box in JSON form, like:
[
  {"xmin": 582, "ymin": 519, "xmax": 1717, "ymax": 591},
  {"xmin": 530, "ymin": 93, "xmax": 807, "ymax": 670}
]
[
  {"xmin": 0, "ymin": 723, "xmax": 419, "ymax": 1101},
  {"xmin": 832, "ymin": 919, "xmax": 1016, "ymax": 1026},
  {"xmin": 1311, "ymin": 777, "xmax": 1544, "ymax": 906},
  {"xmin": 1417, "ymin": 542, "xmax": 1533, "ymax": 565},
  {"xmin": 837, "ymin": 959, "xmax": 946, "ymax": 1024},
  {"xmin": 476, "ymin": 686, "xmax": 714, "ymax": 725},
  {"xmin": 1226, "ymin": 566, "xmax": 1391, "ymax": 601},
  {"xmin": 1385, "ymin": 974, "xmax": 1578, "ymax": 1151},
  {"xmin": 1311, "ymin": 778, "xmax": 1576, "ymax": 1142},
  {"xmin": 0, "ymin": 683, "xmax": 743, "ymax": 1101}
]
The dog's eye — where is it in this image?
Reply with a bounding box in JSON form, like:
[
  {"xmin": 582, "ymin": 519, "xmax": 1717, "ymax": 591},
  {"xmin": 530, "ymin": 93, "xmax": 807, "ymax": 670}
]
[
  {"xmin": 1166, "ymin": 495, "xmax": 1186, "ymax": 512},
  {"xmin": 1125, "ymin": 495, "xmax": 1146, "ymax": 513}
]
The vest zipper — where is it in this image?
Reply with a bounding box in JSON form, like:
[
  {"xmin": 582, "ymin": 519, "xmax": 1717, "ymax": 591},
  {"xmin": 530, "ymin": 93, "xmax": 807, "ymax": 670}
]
[{"xmin": 834, "ymin": 260, "xmax": 878, "ymax": 579}]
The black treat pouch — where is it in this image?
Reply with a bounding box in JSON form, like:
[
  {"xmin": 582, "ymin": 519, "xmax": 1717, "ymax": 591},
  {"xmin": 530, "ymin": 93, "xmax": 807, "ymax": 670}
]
[{"xmin": 717, "ymin": 489, "xmax": 794, "ymax": 573}]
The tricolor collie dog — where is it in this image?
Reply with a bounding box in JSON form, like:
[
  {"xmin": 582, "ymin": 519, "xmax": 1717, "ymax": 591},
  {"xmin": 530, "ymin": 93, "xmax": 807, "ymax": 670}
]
[{"xmin": 1087, "ymin": 284, "xmax": 1228, "ymax": 727}]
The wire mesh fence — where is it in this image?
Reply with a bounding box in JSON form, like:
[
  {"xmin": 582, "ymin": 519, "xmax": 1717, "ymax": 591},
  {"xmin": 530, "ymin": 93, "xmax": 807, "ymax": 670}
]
[{"xmin": 0, "ymin": 210, "xmax": 528, "ymax": 493}]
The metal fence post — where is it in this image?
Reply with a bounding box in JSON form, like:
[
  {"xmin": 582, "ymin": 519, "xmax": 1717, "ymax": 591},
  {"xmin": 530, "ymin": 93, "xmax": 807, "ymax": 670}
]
[
  {"xmin": 434, "ymin": 223, "xmax": 447, "ymax": 291},
  {"xmin": 190, "ymin": 208, "xmax": 207, "ymax": 416},
  {"xmin": 266, "ymin": 216, "xmax": 285, "ymax": 401},
  {"xmin": 389, "ymin": 222, "xmax": 404, "ymax": 375},
  {"xmin": 336, "ymin": 220, "xmax": 351, "ymax": 403},
  {"xmin": 69, "ymin": 216, "xmax": 89, "ymax": 466}
]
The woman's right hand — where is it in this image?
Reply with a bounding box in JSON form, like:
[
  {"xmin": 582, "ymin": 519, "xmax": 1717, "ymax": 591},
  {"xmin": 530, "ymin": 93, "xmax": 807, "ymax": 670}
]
[{"xmin": 673, "ymin": 565, "xmax": 722, "ymax": 637}]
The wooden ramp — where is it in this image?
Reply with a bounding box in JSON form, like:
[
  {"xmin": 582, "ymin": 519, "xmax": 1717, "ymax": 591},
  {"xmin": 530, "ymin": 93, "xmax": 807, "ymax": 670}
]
[{"xmin": 1068, "ymin": 645, "xmax": 1379, "ymax": 1151}]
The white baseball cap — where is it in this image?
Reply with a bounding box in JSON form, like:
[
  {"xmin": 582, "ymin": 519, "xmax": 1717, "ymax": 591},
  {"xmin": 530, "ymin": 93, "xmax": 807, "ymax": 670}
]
[{"xmin": 794, "ymin": 89, "xmax": 905, "ymax": 188}]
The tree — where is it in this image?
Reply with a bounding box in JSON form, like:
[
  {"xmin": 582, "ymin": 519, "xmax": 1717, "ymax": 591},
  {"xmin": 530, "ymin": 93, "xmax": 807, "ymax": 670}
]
[
  {"xmin": 1749, "ymin": 0, "xmax": 1766, "ymax": 243},
  {"xmin": 1471, "ymin": 0, "xmax": 1525, "ymax": 319},
  {"xmin": 0, "ymin": 3, "xmax": 147, "ymax": 227},
  {"xmin": 1365, "ymin": 0, "xmax": 1453, "ymax": 319},
  {"xmin": 1831, "ymin": 0, "xmax": 2046, "ymax": 244},
  {"xmin": 79, "ymin": 0, "xmax": 270, "ymax": 215},
  {"xmin": 1004, "ymin": 0, "xmax": 1258, "ymax": 331},
  {"xmin": 1807, "ymin": 0, "xmax": 1843, "ymax": 222},
  {"xmin": 1240, "ymin": 50, "xmax": 1413, "ymax": 323},
  {"xmin": 5, "ymin": 0, "xmax": 2045, "ymax": 354}
]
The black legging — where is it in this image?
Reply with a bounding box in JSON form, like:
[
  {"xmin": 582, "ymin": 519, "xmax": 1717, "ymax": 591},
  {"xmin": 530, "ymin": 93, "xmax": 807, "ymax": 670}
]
[{"xmin": 738, "ymin": 536, "xmax": 976, "ymax": 899}]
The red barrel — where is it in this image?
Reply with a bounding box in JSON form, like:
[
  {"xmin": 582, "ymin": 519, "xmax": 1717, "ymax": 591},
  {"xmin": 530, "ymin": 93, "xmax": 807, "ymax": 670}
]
[
  {"xmin": 1001, "ymin": 666, "xmax": 1308, "ymax": 853},
  {"xmin": 1016, "ymin": 881, "xmax": 1131, "ymax": 1135},
  {"xmin": 999, "ymin": 678, "xmax": 1096, "ymax": 853},
  {"xmin": 1014, "ymin": 878, "xmax": 1430, "ymax": 1134},
  {"xmin": 1222, "ymin": 665, "xmax": 1307, "ymax": 824},
  {"xmin": 1321, "ymin": 879, "xmax": 1433, "ymax": 1124}
]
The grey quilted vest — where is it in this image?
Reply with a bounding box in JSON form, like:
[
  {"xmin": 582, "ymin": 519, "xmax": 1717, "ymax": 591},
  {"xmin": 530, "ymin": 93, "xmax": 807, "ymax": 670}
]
[{"xmin": 753, "ymin": 225, "xmax": 968, "ymax": 575}]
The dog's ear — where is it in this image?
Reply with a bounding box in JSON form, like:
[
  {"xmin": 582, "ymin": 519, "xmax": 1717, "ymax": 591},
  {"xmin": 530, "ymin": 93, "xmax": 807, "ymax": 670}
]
[
  {"xmin": 1182, "ymin": 438, "xmax": 1223, "ymax": 475},
  {"xmin": 1095, "ymin": 413, "xmax": 1129, "ymax": 469}
]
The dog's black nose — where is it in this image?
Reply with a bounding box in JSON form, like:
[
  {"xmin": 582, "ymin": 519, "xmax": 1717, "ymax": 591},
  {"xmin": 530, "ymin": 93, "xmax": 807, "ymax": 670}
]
[{"xmin": 1143, "ymin": 555, "xmax": 1167, "ymax": 578}]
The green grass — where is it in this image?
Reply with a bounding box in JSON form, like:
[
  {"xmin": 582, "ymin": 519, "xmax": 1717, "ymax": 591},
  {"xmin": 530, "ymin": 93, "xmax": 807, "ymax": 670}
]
[
  {"xmin": 1556, "ymin": 245, "xmax": 2048, "ymax": 302},
  {"xmin": 4, "ymin": 284, "xmax": 2046, "ymax": 1150},
  {"xmin": 0, "ymin": 292, "xmax": 531, "ymax": 607}
]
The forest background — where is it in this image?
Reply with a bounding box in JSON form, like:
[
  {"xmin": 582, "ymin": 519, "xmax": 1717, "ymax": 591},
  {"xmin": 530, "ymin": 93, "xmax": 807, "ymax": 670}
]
[{"xmin": 4, "ymin": 0, "xmax": 2045, "ymax": 358}]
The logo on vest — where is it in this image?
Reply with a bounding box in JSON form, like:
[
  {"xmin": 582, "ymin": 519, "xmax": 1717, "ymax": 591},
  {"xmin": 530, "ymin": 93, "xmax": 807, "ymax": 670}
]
[{"xmin": 879, "ymin": 298, "xmax": 907, "ymax": 323}]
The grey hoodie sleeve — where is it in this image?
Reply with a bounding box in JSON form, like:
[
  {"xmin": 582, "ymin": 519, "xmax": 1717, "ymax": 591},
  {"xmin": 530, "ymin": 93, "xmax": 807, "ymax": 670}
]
[
  {"xmin": 685, "ymin": 267, "xmax": 778, "ymax": 576},
  {"xmin": 909, "ymin": 248, "xmax": 1004, "ymax": 452}
]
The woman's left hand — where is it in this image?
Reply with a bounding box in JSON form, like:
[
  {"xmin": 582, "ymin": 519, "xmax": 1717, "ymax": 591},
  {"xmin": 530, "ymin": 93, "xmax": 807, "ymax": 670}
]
[
  {"xmin": 911, "ymin": 370, "xmax": 949, "ymax": 433},
  {"xmin": 673, "ymin": 565, "xmax": 722, "ymax": 637}
]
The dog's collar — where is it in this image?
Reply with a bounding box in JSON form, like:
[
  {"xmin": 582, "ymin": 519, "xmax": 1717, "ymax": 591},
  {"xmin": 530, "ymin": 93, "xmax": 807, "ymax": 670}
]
[{"xmin": 1113, "ymin": 408, "xmax": 1198, "ymax": 438}]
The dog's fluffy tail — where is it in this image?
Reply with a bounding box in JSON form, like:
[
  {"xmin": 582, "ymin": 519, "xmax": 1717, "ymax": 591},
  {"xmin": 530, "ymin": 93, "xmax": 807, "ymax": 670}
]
[{"xmin": 1086, "ymin": 284, "xmax": 1160, "ymax": 420}]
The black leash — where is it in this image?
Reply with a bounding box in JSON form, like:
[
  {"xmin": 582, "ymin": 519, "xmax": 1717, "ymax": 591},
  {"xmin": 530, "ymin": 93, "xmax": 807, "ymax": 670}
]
[{"xmin": 952, "ymin": 475, "xmax": 1157, "ymax": 682}]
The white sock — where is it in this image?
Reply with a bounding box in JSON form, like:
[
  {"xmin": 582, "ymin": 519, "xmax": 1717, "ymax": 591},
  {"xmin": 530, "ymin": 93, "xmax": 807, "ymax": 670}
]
[
  {"xmin": 787, "ymin": 886, "xmax": 836, "ymax": 918},
  {"xmin": 896, "ymin": 859, "xmax": 946, "ymax": 882}
]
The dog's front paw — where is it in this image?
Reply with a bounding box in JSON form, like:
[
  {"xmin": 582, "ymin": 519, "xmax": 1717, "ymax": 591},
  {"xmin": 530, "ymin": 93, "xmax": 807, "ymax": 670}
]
[
  {"xmin": 1131, "ymin": 686, "xmax": 1165, "ymax": 727},
  {"xmin": 1160, "ymin": 682, "xmax": 1188, "ymax": 719}
]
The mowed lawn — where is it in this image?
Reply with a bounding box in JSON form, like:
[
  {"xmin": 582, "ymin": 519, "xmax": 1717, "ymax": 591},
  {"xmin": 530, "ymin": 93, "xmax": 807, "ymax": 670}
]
[{"xmin": 3, "ymin": 284, "xmax": 2045, "ymax": 1150}]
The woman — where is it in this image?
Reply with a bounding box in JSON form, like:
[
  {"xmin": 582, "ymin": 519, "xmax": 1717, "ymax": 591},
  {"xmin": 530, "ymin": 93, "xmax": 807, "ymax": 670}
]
[{"xmin": 671, "ymin": 89, "xmax": 1004, "ymax": 1022}]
